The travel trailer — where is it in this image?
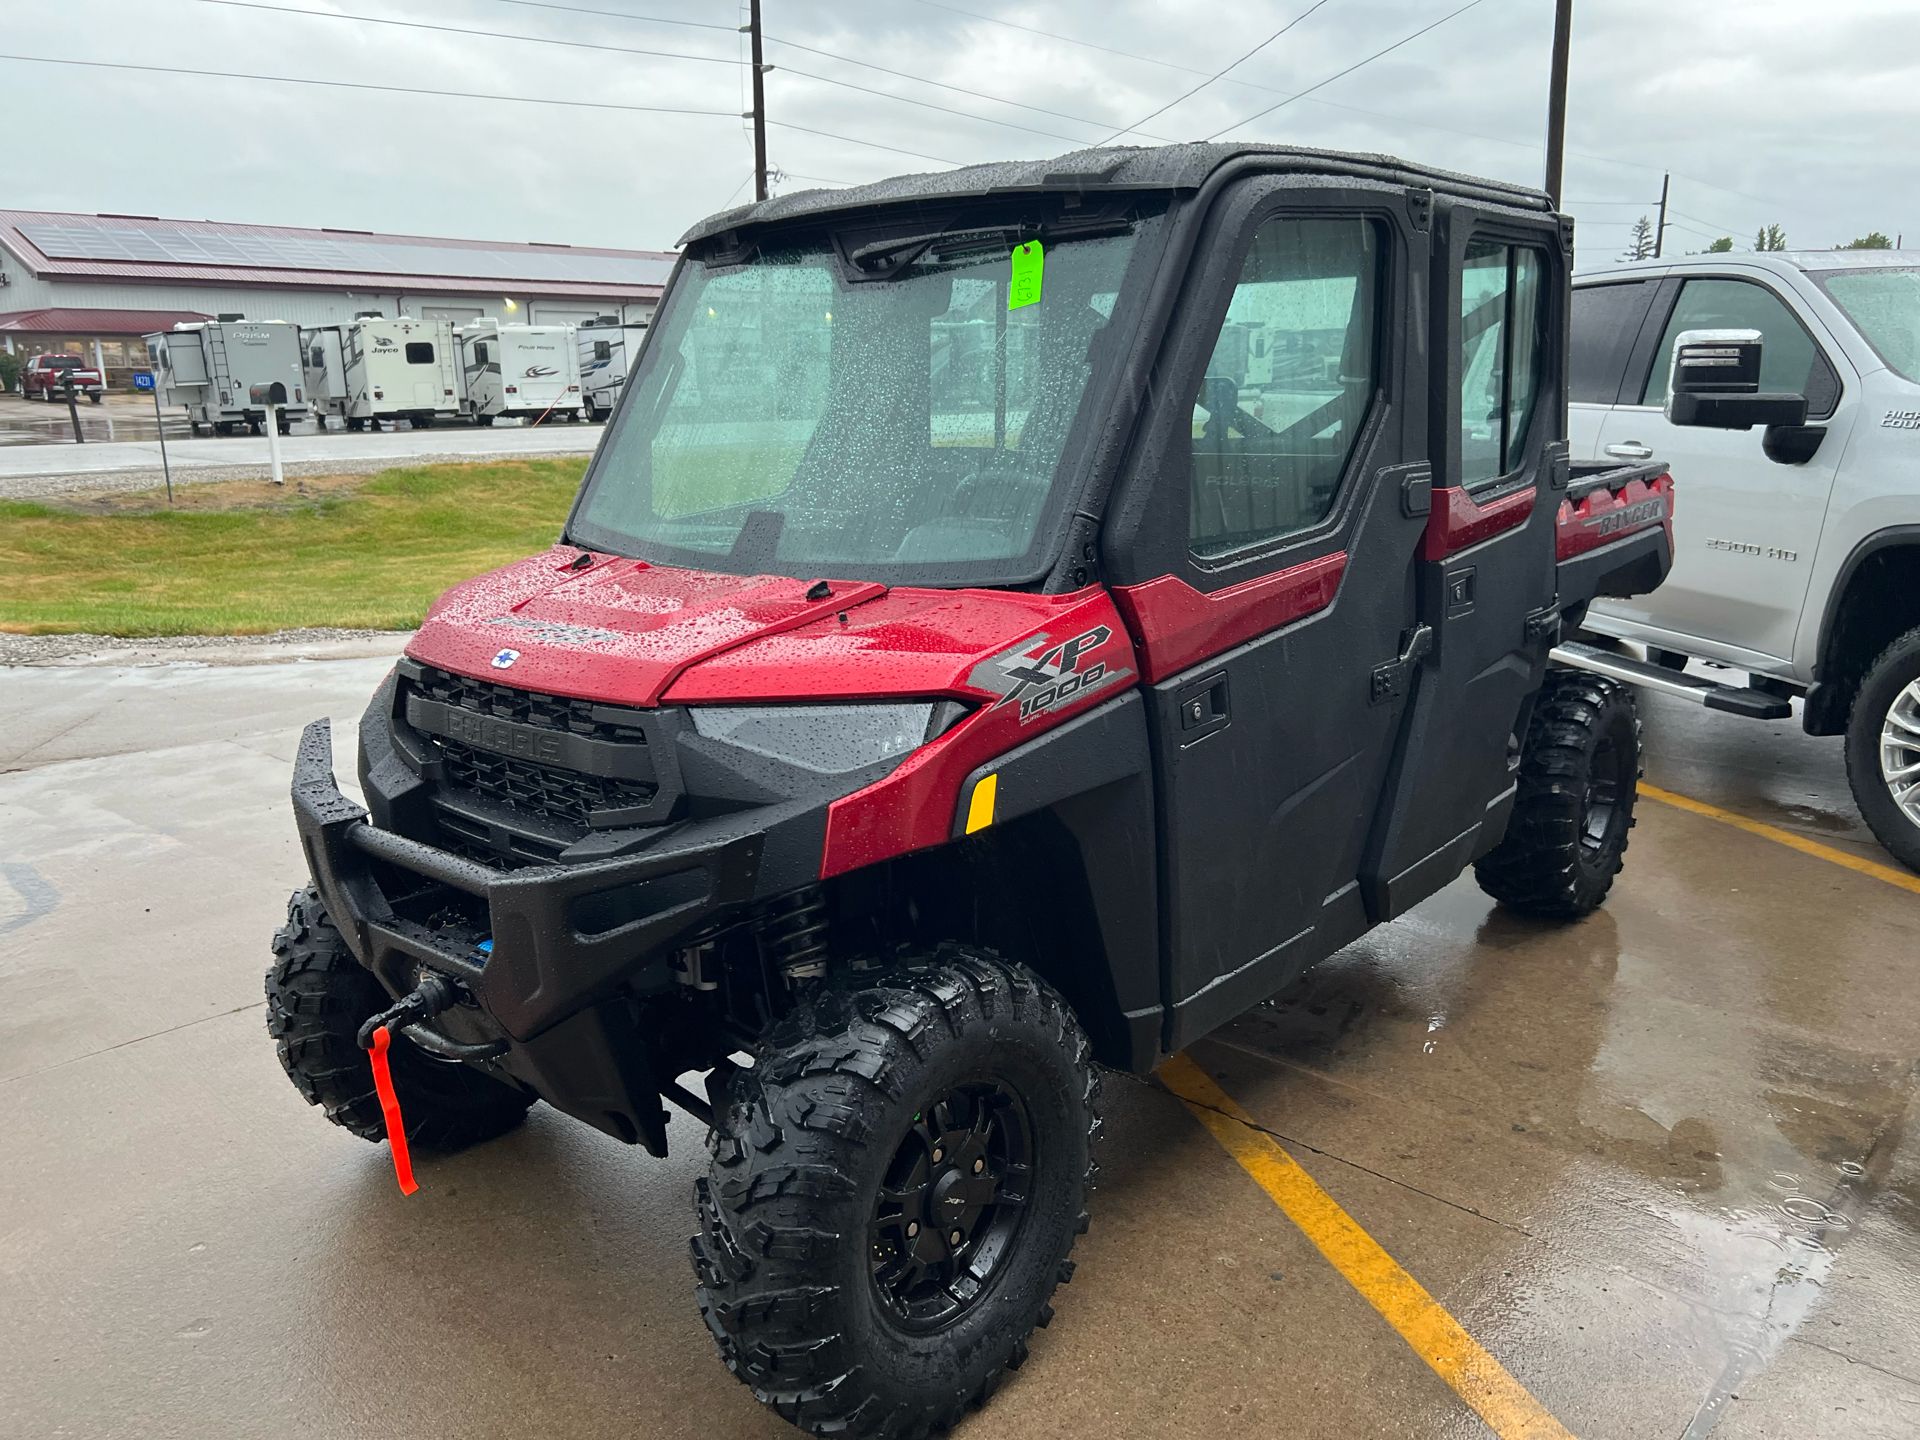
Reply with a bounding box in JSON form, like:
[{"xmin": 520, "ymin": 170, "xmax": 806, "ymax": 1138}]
[
  {"xmin": 303, "ymin": 314, "xmax": 460, "ymax": 431},
  {"xmin": 575, "ymin": 315, "xmax": 650, "ymax": 420},
  {"xmin": 455, "ymin": 320, "xmax": 584, "ymax": 424},
  {"xmin": 144, "ymin": 317, "xmax": 310, "ymax": 435}
]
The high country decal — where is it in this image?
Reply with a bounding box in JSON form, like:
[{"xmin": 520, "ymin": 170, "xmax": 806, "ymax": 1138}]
[
  {"xmin": 1883, "ymin": 409, "xmax": 1920, "ymax": 430},
  {"xmin": 969, "ymin": 624, "xmax": 1132, "ymax": 723}
]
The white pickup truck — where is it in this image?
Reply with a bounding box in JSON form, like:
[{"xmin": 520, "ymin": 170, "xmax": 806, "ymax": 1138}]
[{"xmin": 1567, "ymin": 251, "xmax": 1920, "ymax": 868}]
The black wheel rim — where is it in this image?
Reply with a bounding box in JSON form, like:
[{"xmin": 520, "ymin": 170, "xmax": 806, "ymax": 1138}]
[
  {"xmin": 1580, "ymin": 730, "xmax": 1630, "ymax": 858},
  {"xmin": 869, "ymin": 1081, "xmax": 1034, "ymax": 1332}
]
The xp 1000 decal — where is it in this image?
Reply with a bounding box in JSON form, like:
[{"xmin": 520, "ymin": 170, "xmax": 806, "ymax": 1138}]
[{"xmin": 970, "ymin": 624, "xmax": 1133, "ymax": 724}]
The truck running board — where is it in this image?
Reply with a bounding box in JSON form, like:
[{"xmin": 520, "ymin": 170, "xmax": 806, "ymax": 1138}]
[{"xmin": 1549, "ymin": 641, "xmax": 1793, "ymax": 719}]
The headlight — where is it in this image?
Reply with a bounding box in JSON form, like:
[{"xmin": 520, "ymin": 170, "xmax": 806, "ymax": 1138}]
[{"xmin": 689, "ymin": 703, "xmax": 936, "ymax": 775}]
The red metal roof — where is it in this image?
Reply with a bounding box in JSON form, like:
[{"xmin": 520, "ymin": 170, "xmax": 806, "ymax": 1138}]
[
  {"xmin": 0, "ymin": 306, "xmax": 210, "ymax": 334},
  {"xmin": 0, "ymin": 210, "xmax": 675, "ymax": 300}
]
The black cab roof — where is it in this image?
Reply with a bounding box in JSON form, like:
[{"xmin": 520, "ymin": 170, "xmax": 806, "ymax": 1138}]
[{"xmin": 679, "ymin": 142, "xmax": 1552, "ymax": 247}]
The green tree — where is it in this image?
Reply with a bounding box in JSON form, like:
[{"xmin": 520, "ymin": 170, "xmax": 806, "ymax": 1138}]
[
  {"xmin": 1704, "ymin": 236, "xmax": 1735, "ymax": 252},
  {"xmin": 1623, "ymin": 215, "xmax": 1656, "ymax": 261},
  {"xmin": 1754, "ymin": 223, "xmax": 1788, "ymax": 251},
  {"xmin": 0, "ymin": 351, "xmax": 20, "ymax": 395},
  {"xmin": 1842, "ymin": 231, "xmax": 1893, "ymax": 249}
]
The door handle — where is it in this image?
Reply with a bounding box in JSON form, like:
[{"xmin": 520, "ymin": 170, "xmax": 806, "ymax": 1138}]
[{"xmin": 1603, "ymin": 441, "xmax": 1653, "ymax": 460}]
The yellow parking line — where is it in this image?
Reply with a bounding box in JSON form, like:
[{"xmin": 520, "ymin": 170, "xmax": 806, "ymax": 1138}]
[
  {"xmin": 1159, "ymin": 1052, "xmax": 1576, "ymax": 1440},
  {"xmin": 1639, "ymin": 782, "xmax": 1920, "ymax": 896}
]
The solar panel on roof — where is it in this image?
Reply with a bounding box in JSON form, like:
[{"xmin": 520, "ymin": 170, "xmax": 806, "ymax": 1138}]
[{"xmin": 15, "ymin": 219, "xmax": 673, "ymax": 288}]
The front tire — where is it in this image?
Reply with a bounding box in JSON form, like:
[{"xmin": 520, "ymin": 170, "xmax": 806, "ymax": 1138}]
[
  {"xmin": 692, "ymin": 948, "xmax": 1099, "ymax": 1439},
  {"xmin": 1475, "ymin": 671, "xmax": 1641, "ymax": 918},
  {"xmin": 266, "ymin": 887, "xmax": 534, "ymax": 1148},
  {"xmin": 1844, "ymin": 625, "xmax": 1920, "ymax": 872}
]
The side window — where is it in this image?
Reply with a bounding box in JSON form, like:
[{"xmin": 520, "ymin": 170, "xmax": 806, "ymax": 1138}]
[
  {"xmin": 1641, "ymin": 278, "xmax": 1838, "ymax": 417},
  {"xmin": 1459, "ymin": 240, "xmax": 1547, "ymax": 488},
  {"xmin": 593, "ymin": 340, "xmax": 612, "ymax": 362},
  {"xmin": 405, "ymin": 341, "xmax": 435, "ymax": 364},
  {"xmin": 473, "ymin": 342, "xmax": 489, "ymax": 364},
  {"xmin": 1569, "ymin": 281, "xmax": 1656, "ymax": 404},
  {"xmin": 1188, "ymin": 216, "xmax": 1383, "ymax": 559},
  {"xmin": 308, "ymin": 345, "xmax": 324, "ymax": 369}
]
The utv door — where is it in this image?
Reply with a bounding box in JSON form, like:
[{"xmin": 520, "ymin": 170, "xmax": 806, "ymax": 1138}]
[
  {"xmin": 1361, "ymin": 201, "xmax": 1567, "ymax": 914},
  {"xmin": 1103, "ymin": 176, "xmax": 1432, "ymax": 1049}
]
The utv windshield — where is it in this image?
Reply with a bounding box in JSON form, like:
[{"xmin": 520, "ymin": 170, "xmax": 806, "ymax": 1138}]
[
  {"xmin": 1811, "ymin": 266, "xmax": 1920, "ymax": 382},
  {"xmin": 567, "ymin": 209, "xmax": 1163, "ymax": 584}
]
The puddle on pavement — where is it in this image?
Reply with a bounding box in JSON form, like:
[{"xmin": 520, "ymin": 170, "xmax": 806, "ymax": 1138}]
[
  {"xmin": 0, "ymin": 404, "xmax": 189, "ymax": 445},
  {"xmin": 1208, "ymin": 877, "xmax": 1918, "ymax": 1432}
]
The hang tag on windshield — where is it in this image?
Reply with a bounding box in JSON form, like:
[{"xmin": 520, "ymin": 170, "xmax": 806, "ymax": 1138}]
[{"xmin": 1008, "ymin": 241, "xmax": 1045, "ymax": 310}]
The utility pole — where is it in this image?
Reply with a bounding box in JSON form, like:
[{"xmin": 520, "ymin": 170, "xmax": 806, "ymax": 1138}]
[
  {"xmin": 1543, "ymin": 0, "xmax": 1572, "ymax": 207},
  {"xmin": 747, "ymin": 0, "xmax": 768, "ymax": 202},
  {"xmin": 1654, "ymin": 172, "xmax": 1670, "ymax": 258}
]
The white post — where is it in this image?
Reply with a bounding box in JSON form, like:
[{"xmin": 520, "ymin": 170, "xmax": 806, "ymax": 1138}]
[{"xmin": 265, "ymin": 404, "xmax": 285, "ymax": 485}]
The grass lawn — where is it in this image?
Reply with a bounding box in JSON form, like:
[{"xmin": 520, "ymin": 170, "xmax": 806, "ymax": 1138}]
[{"xmin": 0, "ymin": 458, "xmax": 588, "ymax": 636}]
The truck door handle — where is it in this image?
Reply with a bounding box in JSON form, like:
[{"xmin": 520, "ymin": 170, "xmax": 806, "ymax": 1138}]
[{"xmin": 1603, "ymin": 441, "xmax": 1653, "ymax": 460}]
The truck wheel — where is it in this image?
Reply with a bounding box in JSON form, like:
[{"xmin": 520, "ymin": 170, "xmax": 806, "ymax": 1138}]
[
  {"xmin": 1474, "ymin": 671, "xmax": 1640, "ymax": 919},
  {"xmin": 1844, "ymin": 625, "xmax": 1920, "ymax": 872},
  {"xmin": 266, "ymin": 887, "xmax": 534, "ymax": 1148},
  {"xmin": 693, "ymin": 947, "xmax": 1099, "ymax": 1439}
]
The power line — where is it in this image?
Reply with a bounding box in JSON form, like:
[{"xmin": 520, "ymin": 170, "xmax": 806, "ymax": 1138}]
[
  {"xmin": 478, "ymin": 0, "xmax": 738, "ymax": 33},
  {"xmin": 1103, "ymin": 0, "xmax": 1341, "ymax": 144},
  {"xmin": 186, "ymin": 0, "xmax": 1098, "ymax": 149},
  {"xmin": 0, "ymin": 51, "xmax": 739, "ymax": 116},
  {"xmin": 902, "ymin": 0, "xmax": 1216, "ymax": 76},
  {"xmin": 188, "ymin": 0, "xmax": 740, "ymax": 67},
  {"xmin": 768, "ymin": 119, "xmax": 961, "ymax": 167},
  {"xmin": 1205, "ymin": 0, "xmax": 1493, "ymax": 140},
  {"xmin": 764, "ymin": 36, "xmax": 1126, "ymax": 139}
]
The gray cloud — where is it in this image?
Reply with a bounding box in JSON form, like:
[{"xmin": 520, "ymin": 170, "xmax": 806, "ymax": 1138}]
[{"xmin": 4, "ymin": 0, "xmax": 1915, "ymax": 260}]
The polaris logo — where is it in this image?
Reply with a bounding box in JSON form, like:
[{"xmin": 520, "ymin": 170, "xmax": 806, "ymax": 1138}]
[
  {"xmin": 440, "ymin": 707, "xmax": 562, "ymax": 763},
  {"xmin": 491, "ymin": 648, "xmax": 520, "ymax": 669}
]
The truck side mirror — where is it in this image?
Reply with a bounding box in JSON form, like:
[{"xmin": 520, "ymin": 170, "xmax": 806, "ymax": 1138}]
[{"xmin": 1664, "ymin": 328, "xmax": 1808, "ymax": 431}]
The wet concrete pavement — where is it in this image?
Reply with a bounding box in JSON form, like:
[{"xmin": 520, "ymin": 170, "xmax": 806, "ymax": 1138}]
[{"xmin": 1, "ymin": 654, "xmax": 1915, "ymax": 1439}]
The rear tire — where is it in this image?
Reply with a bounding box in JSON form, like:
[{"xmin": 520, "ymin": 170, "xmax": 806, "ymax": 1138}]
[
  {"xmin": 1475, "ymin": 671, "xmax": 1641, "ymax": 919},
  {"xmin": 692, "ymin": 947, "xmax": 1099, "ymax": 1439},
  {"xmin": 1844, "ymin": 625, "xmax": 1920, "ymax": 873},
  {"xmin": 266, "ymin": 887, "xmax": 534, "ymax": 1148}
]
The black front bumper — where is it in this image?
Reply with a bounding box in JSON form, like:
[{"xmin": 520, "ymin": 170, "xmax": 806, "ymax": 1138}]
[{"xmin": 292, "ymin": 719, "xmax": 762, "ymax": 1044}]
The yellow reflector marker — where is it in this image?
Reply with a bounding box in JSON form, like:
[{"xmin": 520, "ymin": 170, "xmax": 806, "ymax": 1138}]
[{"xmin": 965, "ymin": 773, "xmax": 998, "ymax": 834}]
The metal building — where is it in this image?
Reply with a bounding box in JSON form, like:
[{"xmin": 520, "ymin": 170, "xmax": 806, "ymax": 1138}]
[{"xmin": 0, "ymin": 210, "xmax": 673, "ymax": 386}]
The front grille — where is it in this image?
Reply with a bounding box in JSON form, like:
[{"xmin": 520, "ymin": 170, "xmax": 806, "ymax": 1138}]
[
  {"xmin": 408, "ymin": 662, "xmax": 650, "ymax": 744},
  {"xmin": 435, "ymin": 737, "xmax": 656, "ymax": 832},
  {"xmin": 400, "ymin": 661, "xmax": 662, "ymax": 843}
]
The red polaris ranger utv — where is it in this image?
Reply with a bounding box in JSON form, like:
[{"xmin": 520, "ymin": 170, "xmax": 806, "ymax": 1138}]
[{"xmin": 271, "ymin": 144, "xmax": 1685, "ymax": 1437}]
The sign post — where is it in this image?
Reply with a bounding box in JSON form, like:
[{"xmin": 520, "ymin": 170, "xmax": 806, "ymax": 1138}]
[{"xmin": 135, "ymin": 370, "xmax": 173, "ymax": 504}]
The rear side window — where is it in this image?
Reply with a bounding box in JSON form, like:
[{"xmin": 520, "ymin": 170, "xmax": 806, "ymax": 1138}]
[
  {"xmin": 1460, "ymin": 241, "xmax": 1548, "ymax": 488},
  {"xmin": 1569, "ymin": 281, "xmax": 1656, "ymax": 404},
  {"xmin": 473, "ymin": 342, "xmax": 490, "ymax": 364},
  {"xmin": 594, "ymin": 340, "xmax": 612, "ymax": 361},
  {"xmin": 1187, "ymin": 216, "xmax": 1383, "ymax": 559},
  {"xmin": 1642, "ymin": 278, "xmax": 1839, "ymax": 418},
  {"xmin": 405, "ymin": 341, "xmax": 435, "ymax": 364}
]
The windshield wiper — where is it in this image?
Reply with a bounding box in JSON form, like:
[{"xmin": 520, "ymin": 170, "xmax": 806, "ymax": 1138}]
[{"xmin": 840, "ymin": 216, "xmax": 1135, "ymax": 281}]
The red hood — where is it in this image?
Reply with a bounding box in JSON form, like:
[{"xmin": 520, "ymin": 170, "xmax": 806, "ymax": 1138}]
[{"xmin": 408, "ymin": 545, "xmax": 1120, "ymax": 707}]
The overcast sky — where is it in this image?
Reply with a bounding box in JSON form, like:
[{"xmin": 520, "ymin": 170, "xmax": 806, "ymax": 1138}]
[{"xmin": 5, "ymin": 0, "xmax": 1917, "ymax": 263}]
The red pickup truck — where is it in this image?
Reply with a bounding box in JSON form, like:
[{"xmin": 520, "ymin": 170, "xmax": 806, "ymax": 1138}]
[{"xmin": 22, "ymin": 352, "xmax": 105, "ymax": 403}]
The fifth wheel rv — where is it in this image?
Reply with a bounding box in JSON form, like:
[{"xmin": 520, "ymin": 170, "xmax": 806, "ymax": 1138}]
[
  {"xmin": 303, "ymin": 314, "xmax": 460, "ymax": 431},
  {"xmin": 575, "ymin": 315, "xmax": 650, "ymax": 420},
  {"xmin": 145, "ymin": 317, "xmax": 310, "ymax": 435},
  {"xmin": 455, "ymin": 320, "xmax": 584, "ymax": 425}
]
